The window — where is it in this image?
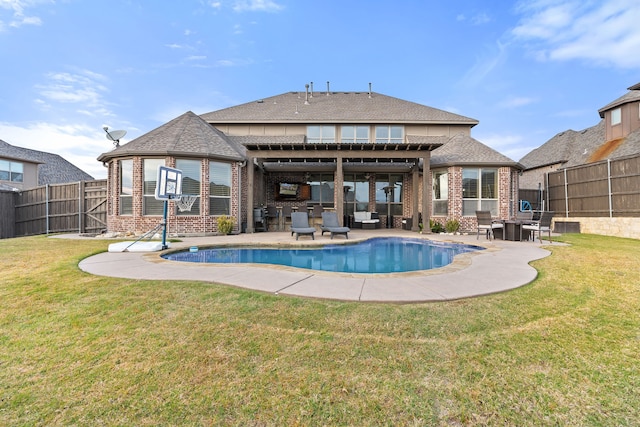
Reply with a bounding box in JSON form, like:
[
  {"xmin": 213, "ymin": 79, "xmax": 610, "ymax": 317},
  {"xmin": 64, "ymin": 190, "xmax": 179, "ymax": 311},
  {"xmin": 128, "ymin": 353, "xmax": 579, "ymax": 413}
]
[
  {"xmin": 375, "ymin": 173, "xmax": 403, "ymax": 217},
  {"xmin": 344, "ymin": 174, "xmax": 370, "ymax": 217},
  {"xmin": 119, "ymin": 159, "xmax": 133, "ymax": 215},
  {"xmin": 0, "ymin": 160, "xmax": 24, "ymax": 182},
  {"xmin": 340, "ymin": 125, "xmax": 369, "ymax": 143},
  {"xmin": 176, "ymin": 159, "xmax": 201, "ymax": 215},
  {"xmin": 611, "ymin": 107, "xmax": 621, "ymax": 125},
  {"xmin": 462, "ymin": 168, "xmax": 498, "ymax": 216},
  {"xmin": 307, "ymin": 126, "xmax": 335, "ymax": 143},
  {"xmin": 375, "ymin": 126, "xmax": 404, "ymax": 144},
  {"xmin": 432, "ymin": 170, "xmax": 448, "ymax": 216},
  {"xmin": 307, "ymin": 173, "xmax": 335, "ymax": 205},
  {"xmin": 210, "ymin": 161, "xmax": 231, "ymax": 215},
  {"xmin": 143, "ymin": 159, "xmax": 165, "ymax": 215}
]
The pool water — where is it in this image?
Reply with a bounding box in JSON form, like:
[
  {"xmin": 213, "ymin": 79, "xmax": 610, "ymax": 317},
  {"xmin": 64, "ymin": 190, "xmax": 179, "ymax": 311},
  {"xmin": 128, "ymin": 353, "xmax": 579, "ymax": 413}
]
[{"xmin": 163, "ymin": 237, "xmax": 483, "ymax": 274}]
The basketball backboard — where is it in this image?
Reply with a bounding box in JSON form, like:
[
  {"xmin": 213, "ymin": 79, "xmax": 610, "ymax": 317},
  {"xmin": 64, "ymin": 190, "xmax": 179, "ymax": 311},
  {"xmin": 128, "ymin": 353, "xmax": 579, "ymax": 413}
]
[{"xmin": 155, "ymin": 166, "xmax": 183, "ymax": 200}]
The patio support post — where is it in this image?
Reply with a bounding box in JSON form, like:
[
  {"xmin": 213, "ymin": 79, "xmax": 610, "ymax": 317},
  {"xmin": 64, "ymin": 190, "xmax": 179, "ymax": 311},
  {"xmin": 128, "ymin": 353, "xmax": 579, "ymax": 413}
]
[
  {"xmin": 335, "ymin": 155, "xmax": 344, "ymax": 225},
  {"xmin": 422, "ymin": 155, "xmax": 430, "ymax": 233},
  {"xmin": 246, "ymin": 155, "xmax": 255, "ymax": 233},
  {"xmin": 411, "ymin": 166, "xmax": 420, "ymax": 231}
]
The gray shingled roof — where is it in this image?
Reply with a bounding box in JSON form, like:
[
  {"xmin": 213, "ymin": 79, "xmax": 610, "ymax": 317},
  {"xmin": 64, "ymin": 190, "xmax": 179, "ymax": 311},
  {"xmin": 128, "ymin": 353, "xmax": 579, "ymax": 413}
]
[
  {"xmin": 598, "ymin": 85, "xmax": 640, "ymax": 117},
  {"xmin": 430, "ymin": 133, "xmax": 518, "ymax": 167},
  {"xmin": 97, "ymin": 111, "xmax": 246, "ymax": 163},
  {"xmin": 200, "ymin": 91, "xmax": 479, "ymax": 125},
  {"xmin": 0, "ymin": 139, "xmax": 94, "ymax": 185}
]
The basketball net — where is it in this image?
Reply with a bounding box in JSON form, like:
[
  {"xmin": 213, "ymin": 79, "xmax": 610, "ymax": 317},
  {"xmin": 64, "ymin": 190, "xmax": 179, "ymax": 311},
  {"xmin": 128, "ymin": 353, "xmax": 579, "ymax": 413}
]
[{"xmin": 176, "ymin": 195, "xmax": 197, "ymax": 212}]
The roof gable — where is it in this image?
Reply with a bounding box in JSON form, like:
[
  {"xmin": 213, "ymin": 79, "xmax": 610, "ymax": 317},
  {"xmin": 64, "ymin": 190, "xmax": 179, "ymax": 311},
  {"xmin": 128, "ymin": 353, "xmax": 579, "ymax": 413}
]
[
  {"xmin": 98, "ymin": 111, "xmax": 245, "ymax": 162},
  {"xmin": 200, "ymin": 91, "xmax": 479, "ymax": 125}
]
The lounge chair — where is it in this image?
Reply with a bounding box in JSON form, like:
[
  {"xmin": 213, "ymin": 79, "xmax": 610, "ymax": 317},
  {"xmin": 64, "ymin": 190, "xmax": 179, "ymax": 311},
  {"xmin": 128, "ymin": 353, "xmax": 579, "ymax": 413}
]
[
  {"xmin": 522, "ymin": 211, "xmax": 554, "ymax": 243},
  {"xmin": 320, "ymin": 211, "xmax": 350, "ymax": 239},
  {"xmin": 290, "ymin": 212, "xmax": 316, "ymax": 240},
  {"xmin": 476, "ymin": 210, "xmax": 504, "ymax": 240}
]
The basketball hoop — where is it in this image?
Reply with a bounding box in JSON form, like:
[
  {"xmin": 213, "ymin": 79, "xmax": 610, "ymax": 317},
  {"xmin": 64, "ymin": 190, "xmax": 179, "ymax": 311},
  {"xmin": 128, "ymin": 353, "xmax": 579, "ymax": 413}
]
[{"xmin": 176, "ymin": 195, "xmax": 197, "ymax": 212}]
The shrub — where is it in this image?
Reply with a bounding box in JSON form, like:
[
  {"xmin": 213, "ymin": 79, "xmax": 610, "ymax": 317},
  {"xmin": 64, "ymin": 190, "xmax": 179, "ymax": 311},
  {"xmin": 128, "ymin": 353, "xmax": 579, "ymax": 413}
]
[
  {"xmin": 430, "ymin": 219, "xmax": 444, "ymax": 233},
  {"xmin": 216, "ymin": 215, "xmax": 235, "ymax": 235},
  {"xmin": 445, "ymin": 219, "xmax": 460, "ymax": 233}
]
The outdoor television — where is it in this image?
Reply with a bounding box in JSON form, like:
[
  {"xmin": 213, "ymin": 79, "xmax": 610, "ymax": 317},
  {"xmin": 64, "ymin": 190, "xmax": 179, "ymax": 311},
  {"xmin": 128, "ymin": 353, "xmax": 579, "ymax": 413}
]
[{"xmin": 278, "ymin": 182, "xmax": 298, "ymax": 197}]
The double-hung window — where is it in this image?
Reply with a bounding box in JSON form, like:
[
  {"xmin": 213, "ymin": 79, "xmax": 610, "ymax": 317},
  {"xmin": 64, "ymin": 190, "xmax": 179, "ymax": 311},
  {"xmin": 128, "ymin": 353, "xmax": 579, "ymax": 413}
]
[
  {"xmin": 307, "ymin": 126, "xmax": 335, "ymax": 143},
  {"xmin": 143, "ymin": 159, "xmax": 165, "ymax": 215},
  {"xmin": 209, "ymin": 161, "xmax": 231, "ymax": 215},
  {"xmin": 176, "ymin": 159, "xmax": 201, "ymax": 215},
  {"xmin": 340, "ymin": 125, "xmax": 369, "ymax": 143},
  {"xmin": 375, "ymin": 126, "xmax": 404, "ymax": 143},
  {"xmin": 119, "ymin": 159, "xmax": 133, "ymax": 215},
  {"xmin": 0, "ymin": 160, "xmax": 23, "ymax": 182},
  {"xmin": 432, "ymin": 170, "xmax": 448, "ymax": 216},
  {"xmin": 462, "ymin": 168, "xmax": 498, "ymax": 216}
]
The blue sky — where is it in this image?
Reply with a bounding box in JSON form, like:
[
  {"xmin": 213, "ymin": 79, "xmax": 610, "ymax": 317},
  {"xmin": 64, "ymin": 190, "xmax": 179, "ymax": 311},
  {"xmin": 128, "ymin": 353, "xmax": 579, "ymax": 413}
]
[{"xmin": 1, "ymin": 0, "xmax": 639, "ymax": 179}]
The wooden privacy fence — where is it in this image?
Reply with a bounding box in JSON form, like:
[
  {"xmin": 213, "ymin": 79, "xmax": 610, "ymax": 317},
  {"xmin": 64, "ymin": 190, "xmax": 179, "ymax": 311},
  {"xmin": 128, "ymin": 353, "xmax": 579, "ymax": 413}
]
[
  {"xmin": 12, "ymin": 180, "xmax": 107, "ymax": 237},
  {"xmin": 547, "ymin": 154, "xmax": 640, "ymax": 218}
]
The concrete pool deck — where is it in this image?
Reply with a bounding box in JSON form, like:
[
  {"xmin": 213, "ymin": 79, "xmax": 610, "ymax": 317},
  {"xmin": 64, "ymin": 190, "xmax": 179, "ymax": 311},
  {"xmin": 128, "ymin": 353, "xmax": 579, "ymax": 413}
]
[{"xmin": 75, "ymin": 229, "xmax": 557, "ymax": 303}]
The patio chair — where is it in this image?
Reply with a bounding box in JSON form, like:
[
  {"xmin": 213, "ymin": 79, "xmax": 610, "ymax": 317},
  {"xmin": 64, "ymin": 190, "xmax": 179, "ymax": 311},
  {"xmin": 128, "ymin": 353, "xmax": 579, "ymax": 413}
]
[
  {"xmin": 282, "ymin": 205, "xmax": 292, "ymax": 228},
  {"xmin": 522, "ymin": 211, "xmax": 554, "ymax": 243},
  {"xmin": 476, "ymin": 210, "xmax": 504, "ymax": 240},
  {"xmin": 266, "ymin": 205, "xmax": 278, "ymax": 230},
  {"xmin": 290, "ymin": 211, "xmax": 316, "ymax": 240},
  {"xmin": 320, "ymin": 211, "xmax": 350, "ymax": 239},
  {"xmin": 311, "ymin": 204, "xmax": 324, "ymax": 226}
]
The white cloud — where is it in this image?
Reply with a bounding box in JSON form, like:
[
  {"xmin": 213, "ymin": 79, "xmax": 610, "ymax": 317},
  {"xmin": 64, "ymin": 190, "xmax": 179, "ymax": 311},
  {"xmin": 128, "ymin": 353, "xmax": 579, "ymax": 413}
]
[
  {"xmin": 0, "ymin": 0, "xmax": 47, "ymax": 30},
  {"xmin": 0, "ymin": 121, "xmax": 113, "ymax": 179},
  {"xmin": 475, "ymin": 132, "xmax": 536, "ymax": 161},
  {"xmin": 459, "ymin": 40, "xmax": 508, "ymax": 86},
  {"xmin": 512, "ymin": 0, "xmax": 640, "ymax": 68},
  {"xmin": 499, "ymin": 96, "xmax": 536, "ymax": 108},
  {"xmin": 232, "ymin": 0, "xmax": 283, "ymax": 13},
  {"xmin": 34, "ymin": 70, "xmax": 113, "ymax": 117}
]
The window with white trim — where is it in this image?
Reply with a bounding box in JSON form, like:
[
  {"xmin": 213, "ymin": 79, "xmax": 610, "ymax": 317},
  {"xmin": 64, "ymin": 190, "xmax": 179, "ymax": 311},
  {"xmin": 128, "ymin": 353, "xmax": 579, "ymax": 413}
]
[
  {"xmin": 611, "ymin": 107, "xmax": 621, "ymax": 125},
  {"xmin": 307, "ymin": 125, "xmax": 335, "ymax": 143},
  {"xmin": 432, "ymin": 170, "xmax": 448, "ymax": 216},
  {"xmin": 176, "ymin": 159, "xmax": 201, "ymax": 215},
  {"xmin": 462, "ymin": 168, "xmax": 498, "ymax": 216},
  {"xmin": 143, "ymin": 159, "xmax": 165, "ymax": 215},
  {"xmin": 209, "ymin": 161, "xmax": 231, "ymax": 215},
  {"xmin": 340, "ymin": 125, "xmax": 369, "ymax": 143},
  {"xmin": 119, "ymin": 159, "xmax": 133, "ymax": 215},
  {"xmin": 375, "ymin": 125, "xmax": 404, "ymax": 143},
  {"xmin": 0, "ymin": 160, "xmax": 23, "ymax": 182}
]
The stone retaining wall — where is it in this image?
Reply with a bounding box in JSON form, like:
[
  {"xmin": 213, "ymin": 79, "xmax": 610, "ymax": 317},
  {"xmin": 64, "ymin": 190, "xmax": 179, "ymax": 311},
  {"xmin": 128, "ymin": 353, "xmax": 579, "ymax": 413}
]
[{"xmin": 554, "ymin": 217, "xmax": 640, "ymax": 240}]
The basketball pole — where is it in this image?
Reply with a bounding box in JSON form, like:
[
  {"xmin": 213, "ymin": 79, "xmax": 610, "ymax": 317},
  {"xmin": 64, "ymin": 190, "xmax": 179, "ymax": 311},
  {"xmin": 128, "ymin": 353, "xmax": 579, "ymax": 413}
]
[{"xmin": 161, "ymin": 199, "xmax": 168, "ymax": 250}]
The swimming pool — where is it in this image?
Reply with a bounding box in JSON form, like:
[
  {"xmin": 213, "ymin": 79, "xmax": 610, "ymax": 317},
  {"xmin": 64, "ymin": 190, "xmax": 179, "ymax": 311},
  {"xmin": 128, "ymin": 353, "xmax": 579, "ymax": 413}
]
[{"xmin": 162, "ymin": 237, "xmax": 483, "ymax": 274}]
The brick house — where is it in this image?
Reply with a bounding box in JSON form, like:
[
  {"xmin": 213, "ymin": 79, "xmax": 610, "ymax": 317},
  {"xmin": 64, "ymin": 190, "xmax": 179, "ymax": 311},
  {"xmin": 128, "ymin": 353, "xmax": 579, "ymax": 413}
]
[{"xmin": 97, "ymin": 86, "xmax": 521, "ymax": 235}]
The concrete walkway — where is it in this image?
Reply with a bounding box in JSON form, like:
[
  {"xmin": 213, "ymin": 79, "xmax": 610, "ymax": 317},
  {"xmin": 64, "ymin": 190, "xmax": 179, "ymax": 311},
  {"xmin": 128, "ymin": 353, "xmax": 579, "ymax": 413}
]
[{"xmin": 76, "ymin": 229, "xmax": 556, "ymax": 303}]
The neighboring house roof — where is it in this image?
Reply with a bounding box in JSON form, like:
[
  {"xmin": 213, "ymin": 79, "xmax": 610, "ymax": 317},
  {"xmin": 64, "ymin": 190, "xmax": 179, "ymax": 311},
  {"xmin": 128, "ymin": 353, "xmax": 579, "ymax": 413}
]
[
  {"xmin": 519, "ymin": 120, "xmax": 640, "ymax": 170},
  {"xmin": 98, "ymin": 111, "xmax": 246, "ymax": 163},
  {"xmin": 431, "ymin": 133, "xmax": 519, "ymax": 167},
  {"xmin": 598, "ymin": 84, "xmax": 640, "ymax": 117},
  {"xmin": 0, "ymin": 139, "xmax": 94, "ymax": 185},
  {"xmin": 200, "ymin": 91, "xmax": 479, "ymax": 125}
]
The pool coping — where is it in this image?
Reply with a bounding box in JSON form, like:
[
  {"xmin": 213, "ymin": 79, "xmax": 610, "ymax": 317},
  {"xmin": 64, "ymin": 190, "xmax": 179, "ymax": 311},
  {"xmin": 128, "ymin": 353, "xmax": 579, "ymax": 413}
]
[{"xmin": 75, "ymin": 229, "xmax": 556, "ymax": 303}]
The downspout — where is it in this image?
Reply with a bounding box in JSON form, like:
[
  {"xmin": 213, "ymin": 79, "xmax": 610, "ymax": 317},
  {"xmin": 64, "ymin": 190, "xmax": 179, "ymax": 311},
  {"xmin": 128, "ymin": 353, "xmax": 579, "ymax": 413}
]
[{"xmin": 237, "ymin": 160, "xmax": 246, "ymax": 233}]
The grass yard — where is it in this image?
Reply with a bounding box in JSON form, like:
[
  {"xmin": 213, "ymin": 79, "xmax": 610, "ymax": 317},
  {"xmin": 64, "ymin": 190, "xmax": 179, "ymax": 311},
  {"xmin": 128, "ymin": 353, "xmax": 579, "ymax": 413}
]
[{"xmin": 1, "ymin": 233, "xmax": 639, "ymax": 426}]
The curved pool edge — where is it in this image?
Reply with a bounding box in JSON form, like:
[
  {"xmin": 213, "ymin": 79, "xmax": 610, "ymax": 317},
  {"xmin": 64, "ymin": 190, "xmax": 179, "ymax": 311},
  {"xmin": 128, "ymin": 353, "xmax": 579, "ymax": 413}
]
[{"xmin": 77, "ymin": 230, "xmax": 555, "ymax": 303}]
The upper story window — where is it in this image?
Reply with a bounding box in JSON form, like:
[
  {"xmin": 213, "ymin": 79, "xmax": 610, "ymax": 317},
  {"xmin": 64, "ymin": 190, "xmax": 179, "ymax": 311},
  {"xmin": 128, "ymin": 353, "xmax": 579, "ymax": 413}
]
[
  {"xmin": 375, "ymin": 125, "xmax": 404, "ymax": 143},
  {"xmin": 611, "ymin": 107, "xmax": 621, "ymax": 126},
  {"xmin": 0, "ymin": 160, "xmax": 24, "ymax": 182},
  {"xmin": 341, "ymin": 126, "xmax": 369, "ymax": 143},
  {"xmin": 307, "ymin": 126, "xmax": 335, "ymax": 143}
]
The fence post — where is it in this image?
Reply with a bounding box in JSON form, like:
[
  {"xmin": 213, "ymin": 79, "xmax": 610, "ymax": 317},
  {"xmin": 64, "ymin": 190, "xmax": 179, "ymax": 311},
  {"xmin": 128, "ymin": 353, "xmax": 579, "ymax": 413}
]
[
  {"xmin": 45, "ymin": 184, "xmax": 50, "ymax": 234},
  {"xmin": 607, "ymin": 159, "xmax": 613, "ymax": 218},
  {"xmin": 79, "ymin": 181, "xmax": 85, "ymax": 233},
  {"xmin": 563, "ymin": 169, "xmax": 569, "ymax": 218}
]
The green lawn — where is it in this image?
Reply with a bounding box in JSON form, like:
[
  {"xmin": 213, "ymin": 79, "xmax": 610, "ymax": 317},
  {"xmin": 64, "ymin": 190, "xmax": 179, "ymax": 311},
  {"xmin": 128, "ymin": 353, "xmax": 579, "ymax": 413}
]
[{"xmin": 1, "ymin": 234, "xmax": 639, "ymax": 426}]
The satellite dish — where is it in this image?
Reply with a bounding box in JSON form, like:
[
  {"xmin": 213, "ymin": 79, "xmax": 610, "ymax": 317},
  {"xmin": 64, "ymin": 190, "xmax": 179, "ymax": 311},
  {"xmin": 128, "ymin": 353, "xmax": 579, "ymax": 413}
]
[{"xmin": 103, "ymin": 127, "xmax": 127, "ymax": 147}]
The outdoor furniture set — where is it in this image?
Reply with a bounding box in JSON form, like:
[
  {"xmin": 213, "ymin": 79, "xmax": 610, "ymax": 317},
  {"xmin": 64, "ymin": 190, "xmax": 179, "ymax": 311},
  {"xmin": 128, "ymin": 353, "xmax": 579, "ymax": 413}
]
[{"xmin": 476, "ymin": 210, "xmax": 554, "ymax": 243}]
